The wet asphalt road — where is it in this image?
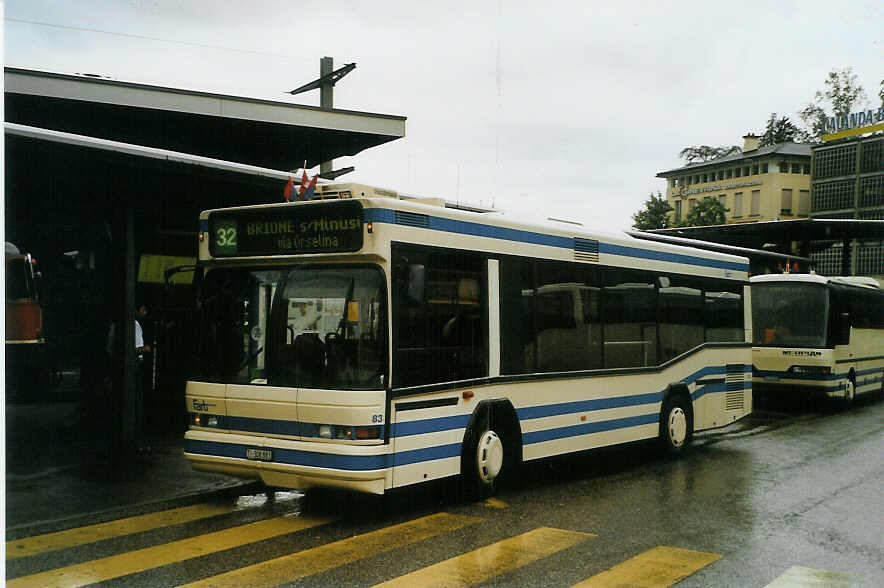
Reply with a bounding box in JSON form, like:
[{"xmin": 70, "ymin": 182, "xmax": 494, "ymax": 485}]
[{"xmin": 7, "ymin": 395, "xmax": 883, "ymax": 587}]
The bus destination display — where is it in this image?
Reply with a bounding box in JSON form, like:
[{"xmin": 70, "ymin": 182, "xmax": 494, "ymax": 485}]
[{"xmin": 209, "ymin": 201, "xmax": 364, "ymax": 256}]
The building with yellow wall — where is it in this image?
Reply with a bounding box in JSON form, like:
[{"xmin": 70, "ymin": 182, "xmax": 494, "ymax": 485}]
[{"xmin": 656, "ymin": 135, "xmax": 812, "ymax": 225}]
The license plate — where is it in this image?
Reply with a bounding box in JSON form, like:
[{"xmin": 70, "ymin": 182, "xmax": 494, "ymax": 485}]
[{"xmin": 245, "ymin": 448, "xmax": 272, "ymax": 461}]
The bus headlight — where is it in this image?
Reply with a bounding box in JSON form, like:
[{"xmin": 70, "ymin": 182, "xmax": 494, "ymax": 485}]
[
  {"xmin": 191, "ymin": 413, "xmax": 221, "ymax": 428},
  {"xmin": 313, "ymin": 424, "xmax": 381, "ymax": 440}
]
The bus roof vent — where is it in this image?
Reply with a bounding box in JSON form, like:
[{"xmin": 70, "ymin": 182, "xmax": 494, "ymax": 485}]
[
  {"xmin": 574, "ymin": 237, "xmax": 599, "ymax": 263},
  {"xmin": 314, "ymin": 183, "xmax": 400, "ymax": 200},
  {"xmin": 395, "ymin": 210, "xmax": 430, "ymax": 228}
]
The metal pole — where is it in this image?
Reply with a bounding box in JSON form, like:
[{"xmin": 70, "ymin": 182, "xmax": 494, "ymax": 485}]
[
  {"xmin": 320, "ymin": 56, "xmax": 333, "ymax": 176},
  {"xmin": 122, "ymin": 202, "xmax": 137, "ymax": 451}
]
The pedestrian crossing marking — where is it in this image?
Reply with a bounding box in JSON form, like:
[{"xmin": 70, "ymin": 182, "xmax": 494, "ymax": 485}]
[
  {"xmin": 179, "ymin": 512, "xmax": 483, "ymax": 588},
  {"xmin": 764, "ymin": 565, "xmax": 859, "ymax": 587},
  {"xmin": 6, "ymin": 514, "xmax": 331, "ymax": 588},
  {"xmin": 6, "ymin": 503, "xmax": 236, "ymax": 560},
  {"xmin": 571, "ymin": 545, "xmax": 721, "ymax": 588},
  {"xmin": 482, "ymin": 497, "xmax": 509, "ymax": 509},
  {"xmin": 374, "ymin": 527, "xmax": 594, "ymax": 587}
]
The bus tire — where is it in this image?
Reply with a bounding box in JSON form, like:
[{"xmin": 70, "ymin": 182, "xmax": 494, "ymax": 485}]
[
  {"xmin": 659, "ymin": 391, "xmax": 693, "ymax": 456},
  {"xmin": 841, "ymin": 372, "xmax": 856, "ymax": 409},
  {"xmin": 461, "ymin": 401, "xmax": 520, "ymax": 501}
]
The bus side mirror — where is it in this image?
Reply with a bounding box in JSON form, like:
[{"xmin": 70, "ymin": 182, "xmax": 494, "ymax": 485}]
[
  {"xmin": 406, "ymin": 264, "xmax": 425, "ymax": 304},
  {"xmin": 837, "ymin": 312, "xmax": 851, "ymax": 344}
]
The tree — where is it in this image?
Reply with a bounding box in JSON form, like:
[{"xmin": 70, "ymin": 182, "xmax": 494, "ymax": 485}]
[
  {"xmin": 680, "ymin": 197, "xmax": 727, "ymax": 227},
  {"xmin": 759, "ymin": 112, "xmax": 803, "ymax": 147},
  {"xmin": 798, "ymin": 67, "xmax": 868, "ymax": 142},
  {"xmin": 632, "ymin": 191, "xmax": 673, "ymax": 230},
  {"xmin": 678, "ymin": 145, "xmax": 742, "ymax": 163}
]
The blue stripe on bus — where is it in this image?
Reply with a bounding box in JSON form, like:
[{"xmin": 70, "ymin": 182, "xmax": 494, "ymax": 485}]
[
  {"xmin": 226, "ymin": 415, "xmax": 301, "ymax": 437},
  {"xmin": 393, "ymin": 443, "xmax": 462, "ymax": 466},
  {"xmin": 599, "ymin": 243, "xmax": 746, "ymax": 271},
  {"xmin": 362, "ymin": 208, "xmax": 749, "ymax": 272},
  {"xmin": 189, "ymin": 362, "xmax": 751, "ymax": 468},
  {"xmin": 185, "ymin": 438, "xmax": 392, "ymax": 471},
  {"xmin": 523, "ymin": 413, "xmax": 659, "ymax": 445},
  {"xmin": 391, "ymin": 415, "xmax": 471, "ymax": 438},
  {"xmin": 515, "ymin": 392, "xmax": 661, "ymax": 420}
]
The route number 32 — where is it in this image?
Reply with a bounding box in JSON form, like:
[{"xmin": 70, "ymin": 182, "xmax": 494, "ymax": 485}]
[{"xmin": 216, "ymin": 227, "xmax": 237, "ymax": 247}]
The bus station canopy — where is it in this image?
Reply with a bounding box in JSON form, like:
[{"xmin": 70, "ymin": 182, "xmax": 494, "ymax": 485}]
[
  {"xmin": 4, "ymin": 67, "xmax": 406, "ymax": 171},
  {"xmin": 649, "ymin": 219, "xmax": 884, "ymax": 249}
]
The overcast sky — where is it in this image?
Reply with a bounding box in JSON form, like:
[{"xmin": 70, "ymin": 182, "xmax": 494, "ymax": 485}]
[{"xmin": 4, "ymin": 0, "xmax": 882, "ymax": 229}]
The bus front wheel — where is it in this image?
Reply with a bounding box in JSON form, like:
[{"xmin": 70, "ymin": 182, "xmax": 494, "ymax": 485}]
[
  {"xmin": 462, "ymin": 412, "xmax": 504, "ymax": 500},
  {"xmin": 842, "ymin": 374, "xmax": 856, "ymax": 409},
  {"xmin": 659, "ymin": 393, "xmax": 693, "ymax": 455}
]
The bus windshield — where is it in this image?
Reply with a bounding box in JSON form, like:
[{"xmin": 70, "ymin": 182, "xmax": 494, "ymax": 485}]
[
  {"xmin": 195, "ymin": 265, "xmax": 386, "ymax": 389},
  {"xmin": 751, "ymin": 282, "xmax": 828, "ymax": 348}
]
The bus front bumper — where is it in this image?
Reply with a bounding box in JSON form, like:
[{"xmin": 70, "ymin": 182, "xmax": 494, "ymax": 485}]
[{"xmin": 184, "ymin": 430, "xmax": 392, "ymax": 495}]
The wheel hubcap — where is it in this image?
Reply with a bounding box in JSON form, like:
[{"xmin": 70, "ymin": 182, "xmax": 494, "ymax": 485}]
[
  {"xmin": 668, "ymin": 408, "xmax": 687, "ymax": 447},
  {"xmin": 846, "ymin": 379, "xmax": 855, "ymax": 401},
  {"xmin": 476, "ymin": 431, "xmax": 504, "ymax": 484}
]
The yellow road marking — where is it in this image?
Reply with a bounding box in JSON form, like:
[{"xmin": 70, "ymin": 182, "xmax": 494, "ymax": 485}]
[
  {"xmin": 6, "ymin": 514, "xmax": 331, "ymax": 588},
  {"xmin": 6, "ymin": 503, "xmax": 237, "ymax": 560},
  {"xmin": 482, "ymin": 497, "xmax": 508, "ymax": 509},
  {"xmin": 764, "ymin": 565, "xmax": 859, "ymax": 587},
  {"xmin": 571, "ymin": 545, "xmax": 721, "ymax": 588},
  {"xmin": 375, "ymin": 527, "xmax": 594, "ymax": 587},
  {"xmin": 180, "ymin": 512, "xmax": 483, "ymax": 588}
]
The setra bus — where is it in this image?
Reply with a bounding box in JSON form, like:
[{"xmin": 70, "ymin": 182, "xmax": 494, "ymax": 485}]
[
  {"xmin": 184, "ymin": 183, "xmax": 752, "ymax": 496},
  {"xmin": 751, "ymin": 273, "xmax": 884, "ymax": 406}
]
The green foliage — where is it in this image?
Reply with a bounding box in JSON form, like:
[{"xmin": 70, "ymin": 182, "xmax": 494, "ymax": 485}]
[
  {"xmin": 632, "ymin": 191, "xmax": 673, "ymax": 230},
  {"xmin": 678, "ymin": 145, "xmax": 742, "ymax": 163},
  {"xmin": 680, "ymin": 197, "xmax": 727, "ymax": 227},
  {"xmin": 759, "ymin": 113, "xmax": 803, "ymax": 147},
  {"xmin": 798, "ymin": 67, "xmax": 868, "ymax": 142}
]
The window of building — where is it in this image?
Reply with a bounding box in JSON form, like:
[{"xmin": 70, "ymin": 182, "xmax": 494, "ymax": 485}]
[
  {"xmin": 781, "ymin": 189, "xmax": 793, "ymax": 215},
  {"xmin": 733, "ymin": 192, "xmax": 743, "ymax": 217},
  {"xmin": 717, "ymin": 170, "xmax": 724, "ymax": 180},
  {"xmin": 761, "ymin": 162, "xmax": 768, "ymax": 173},
  {"xmin": 694, "ymin": 175, "xmax": 700, "ymax": 184},
  {"xmin": 726, "ymin": 168, "xmax": 733, "ymax": 179},
  {"xmin": 718, "ymin": 194, "xmax": 727, "ymax": 212},
  {"xmin": 812, "ymin": 179, "xmax": 856, "ymax": 211},
  {"xmin": 798, "ymin": 190, "xmax": 810, "ymax": 216},
  {"xmin": 702, "ymin": 173, "xmax": 707, "ymax": 183},
  {"xmin": 674, "ymin": 200, "xmax": 682, "ymax": 223},
  {"xmin": 744, "ymin": 166, "xmax": 751, "ymax": 177},
  {"xmin": 750, "ymin": 190, "xmax": 760, "ymax": 216},
  {"xmin": 778, "ymin": 161, "xmax": 789, "ymax": 173},
  {"xmin": 751, "ymin": 164, "xmax": 758, "ymax": 175},
  {"xmin": 858, "ymin": 176, "xmax": 884, "ymax": 208},
  {"xmin": 735, "ymin": 167, "xmax": 742, "ymax": 178},
  {"xmin": 791, "ymin": 163, "xmax": 801, "ymax": 174},
  {"xmin": 802, "ymin": 163, "xmax": 810, "ymax": 174},
  {"xmin": 860, "ymin": 137, "xmax": 883, "ymax": 174}
]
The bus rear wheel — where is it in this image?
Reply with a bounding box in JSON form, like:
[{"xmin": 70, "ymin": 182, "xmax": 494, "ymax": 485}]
[{"xmin": 659, "ymin": 393, "xmax": 693, "ymax": 456}]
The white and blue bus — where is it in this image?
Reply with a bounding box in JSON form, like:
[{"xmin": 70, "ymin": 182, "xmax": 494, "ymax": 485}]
[
  {"xmin": 751, "ymin": 273, "xmax": 884, "ymax": 406},
  {"xmin": 184, "ymin": 183, "xmax": 752, "ymax": 496}
]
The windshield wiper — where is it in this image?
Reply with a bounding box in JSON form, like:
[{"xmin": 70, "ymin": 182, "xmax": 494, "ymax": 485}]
[{"xmin": 337, "ymin": 278, "xmax": 355, "ymax": 337}]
